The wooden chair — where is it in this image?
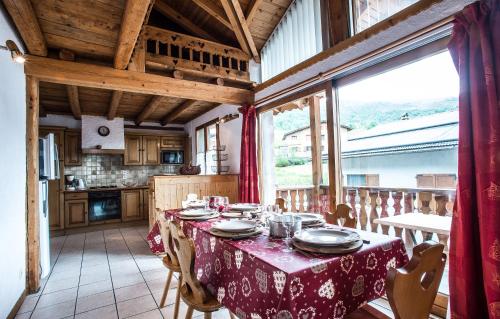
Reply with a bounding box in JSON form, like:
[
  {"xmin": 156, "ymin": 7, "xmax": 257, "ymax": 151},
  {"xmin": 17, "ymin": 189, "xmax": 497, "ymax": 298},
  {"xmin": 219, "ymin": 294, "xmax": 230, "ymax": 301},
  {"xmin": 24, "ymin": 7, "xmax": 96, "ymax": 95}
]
[
  {"xmin": 170, "ymin": 221, "xmax": 235, "ymax": 319},
  {"xmin": 275, "ymin": 197, "xmax": 286, "ymax": 212},
  {"xmin": 157, "ymin": 214, "xmax": 182, "ymax": 318},
  {"xmin": 324, "ymin": 204, "xmax": 357, "ymax": 228},
  {"xmin": 347, "ymin": 242, "xmax": 447, "ymax": 319}
]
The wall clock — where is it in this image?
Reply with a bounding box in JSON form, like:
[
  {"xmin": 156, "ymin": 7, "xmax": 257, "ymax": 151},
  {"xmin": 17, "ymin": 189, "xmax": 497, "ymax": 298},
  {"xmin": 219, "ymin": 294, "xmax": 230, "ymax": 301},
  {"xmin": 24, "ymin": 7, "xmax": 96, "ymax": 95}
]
[{"xmin": 97, "ymin": 126, "xmax": 110, "ymax": 137}]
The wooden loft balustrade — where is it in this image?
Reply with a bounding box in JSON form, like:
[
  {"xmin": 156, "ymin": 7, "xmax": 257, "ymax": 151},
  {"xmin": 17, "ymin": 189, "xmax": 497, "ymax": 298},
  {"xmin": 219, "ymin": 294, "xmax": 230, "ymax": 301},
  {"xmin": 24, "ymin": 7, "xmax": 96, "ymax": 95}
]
[{"xmin": 142, "ymin": 26, "xmax": 252, "ymax": 85}]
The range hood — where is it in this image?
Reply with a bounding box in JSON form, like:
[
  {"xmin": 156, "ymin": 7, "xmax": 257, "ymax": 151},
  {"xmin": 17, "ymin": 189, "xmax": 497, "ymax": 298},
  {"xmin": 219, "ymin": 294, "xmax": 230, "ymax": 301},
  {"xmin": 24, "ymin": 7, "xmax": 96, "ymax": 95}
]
[{"xmin": 81, "ymin": 115, "xmax": 125, "ymax": 154}]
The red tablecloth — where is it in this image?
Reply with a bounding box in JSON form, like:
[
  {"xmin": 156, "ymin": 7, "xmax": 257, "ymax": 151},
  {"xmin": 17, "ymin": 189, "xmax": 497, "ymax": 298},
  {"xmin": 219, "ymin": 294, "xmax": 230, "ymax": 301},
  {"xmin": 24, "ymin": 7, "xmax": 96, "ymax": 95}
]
[{"xmin": 147, "ymin": 209, "xmax": 408, "ymax": 319}]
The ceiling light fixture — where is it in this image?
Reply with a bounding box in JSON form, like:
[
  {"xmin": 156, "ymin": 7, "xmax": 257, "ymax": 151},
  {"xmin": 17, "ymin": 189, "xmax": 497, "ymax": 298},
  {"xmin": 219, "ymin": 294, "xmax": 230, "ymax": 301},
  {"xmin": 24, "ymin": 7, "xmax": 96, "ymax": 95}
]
[{"xmin": 0, "ymin": 40, "xmax": 25, "ymax": 63}]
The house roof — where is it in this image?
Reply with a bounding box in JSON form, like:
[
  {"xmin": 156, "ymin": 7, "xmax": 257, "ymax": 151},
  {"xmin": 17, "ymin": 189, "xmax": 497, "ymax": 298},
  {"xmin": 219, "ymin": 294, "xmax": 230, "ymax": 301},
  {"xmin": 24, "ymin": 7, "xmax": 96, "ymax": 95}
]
[
  {"xmin": 342, "ymin": 111, "xmax": 458, "ymax": 157},
  {"xmin": 283, "ymin": 121, "xmax": 351, "ymax": 140}
]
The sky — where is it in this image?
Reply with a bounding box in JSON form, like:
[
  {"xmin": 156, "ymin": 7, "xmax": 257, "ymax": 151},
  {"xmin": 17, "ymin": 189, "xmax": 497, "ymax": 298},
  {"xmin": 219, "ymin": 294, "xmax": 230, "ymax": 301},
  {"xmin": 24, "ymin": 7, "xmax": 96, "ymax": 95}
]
[{"xmin": 338, "ymin": 51, "xmax": 459, "ymax": 102}]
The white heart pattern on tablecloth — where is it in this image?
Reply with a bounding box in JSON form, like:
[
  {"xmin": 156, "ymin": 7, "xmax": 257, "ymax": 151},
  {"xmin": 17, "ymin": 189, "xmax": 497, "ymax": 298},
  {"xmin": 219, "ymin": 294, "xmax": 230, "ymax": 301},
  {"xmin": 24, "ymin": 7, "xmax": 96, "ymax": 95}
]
[
  {"xmin": 340, "ymin": 255, "xmax": 354, "ymax": 274},
  {"xmin": 153, "ymin": 235, "xmax": 162, "ymax": 245},
  {"xmin": 236, "ymin": 308, "xmax": 246, "ymax": 319},
  {"xmin": 224, "ymin": 250, "xmax": 232, "ymax": 269},
  {"xmin": 241, "ymin": 276, "xmax": 252, "ymax": 297},
  {"xmin": 210, "ymin": 236, "xmax": 216, "ymax": 252},
  {"xmin": 289, "ymin": 277, "xmax": 304, "ymax": 300},
  {"xmin": 215, "ymin": 258, "xmax": 222, "ymax": 274},
  {"xmin": 298, "ymin": 306, "xmax": 316, "ymax": 319},
  {"xmin": 333, "ymin": 300, "xmax": 346, "ymax": 319},
  {"xmin": 195, "ymin": 244, "xmax": 201, "ymax": 258},
  {"xmin": 386, "ymin": 257, "xmax": 396, "ymax": 270},
  {"xmin": 318, "ymin": 279, "xmax": 335, "ymax": 300},
  {"xmin": 205, "ymin": 263, "xmax": 212, "ymax": 278},
  {"xmin": 248, "ymin": 253, "xmax": 256, "ymax": 261},
  {"xmin": 255, "ymin": 268, "xmax": 268, "ymax": 293},
  {"xmin": 266, "ymin": 308, "xmax": 277, "ymax": 319},
  {"xmin": 310, "ymin": 260, "xmax": 327, "ymax": 274},
  {"xmin": 273, "ymin": 271, "xmax": 286, "ymax": 295},
  {"xmin": 381, "ymin": 241, "xmax": 393, "ymax": 251},
  {"xmin": 202, "ymin": 237, "xmax": 209, "ymax": 253},
  {"xmin": 276, "ymin": 310, "xmax": 293, "ymax": 319},
  {"xmin": 217, "ymin": 287, "xmax": 225, "ymax": 303},
  {"xmin": 235, "ymin": 250, "xmax": 243, "ymax": 269},
  {"xmin": 196, "ymin": 268, "xmax": 203, "ymax": 280},
  {"xmin": 228, "ymin": 281, "xmax": 237, "ymax": 300},
  {"xmin": 366, "ymin": 252, "xmax": 378, "ymax": 270},
  {"xmin": 250, "ymin": 313, "xmax": 262, "ymax": 319},
  {"xmin": 352, "ymin": 275, "xmax": 364, "ymax": 297},
  {"xmin": 374, "ymin": 278, "xmax": 385, "ymax": 296},
  {"xmin": 192, "ymin": 228, "xmax": 197, "ymax": 240}
]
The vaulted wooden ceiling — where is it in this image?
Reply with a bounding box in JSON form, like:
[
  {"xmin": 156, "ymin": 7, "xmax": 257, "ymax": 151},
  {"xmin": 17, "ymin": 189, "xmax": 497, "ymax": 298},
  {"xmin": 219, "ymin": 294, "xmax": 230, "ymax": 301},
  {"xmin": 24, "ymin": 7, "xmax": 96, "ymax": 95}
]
[{"xmin": 3, "ymin": 0, "xmax": 292, "ymax": 125}]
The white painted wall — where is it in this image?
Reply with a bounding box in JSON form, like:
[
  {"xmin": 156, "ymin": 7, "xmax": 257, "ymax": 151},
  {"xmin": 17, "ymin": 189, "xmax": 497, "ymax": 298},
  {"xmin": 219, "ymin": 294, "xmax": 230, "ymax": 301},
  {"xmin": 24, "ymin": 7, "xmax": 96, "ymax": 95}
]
[
  {"xmin": 81, "ymin": 115, "xmax": 125, "ymax": 150},
  {"xmin": 0, "ymin": 9, "xmax": 27, "ymax": 318},
  {"xmin": 184, "ymin": 104, "xmax": 242, "ymax": 174}
]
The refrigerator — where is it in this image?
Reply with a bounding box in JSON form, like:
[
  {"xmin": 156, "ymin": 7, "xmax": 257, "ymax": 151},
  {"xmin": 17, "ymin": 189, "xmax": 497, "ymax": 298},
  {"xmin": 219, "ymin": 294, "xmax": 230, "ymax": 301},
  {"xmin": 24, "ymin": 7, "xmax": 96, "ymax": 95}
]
[{"xmin": 39, "ymin": 133, "xmax": 60, "ymax": 278}]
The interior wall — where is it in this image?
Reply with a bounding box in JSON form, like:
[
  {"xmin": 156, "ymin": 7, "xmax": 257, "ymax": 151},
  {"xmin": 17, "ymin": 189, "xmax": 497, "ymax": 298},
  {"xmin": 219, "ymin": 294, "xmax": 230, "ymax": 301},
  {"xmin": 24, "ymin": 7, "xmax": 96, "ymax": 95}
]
[
  {"xmin": 184, "ymin": 104, "xmax": 242, "ymax": 174},
  {"xmin": 0, "ymin": 8, "xmax": 28, "ymax": 318}
]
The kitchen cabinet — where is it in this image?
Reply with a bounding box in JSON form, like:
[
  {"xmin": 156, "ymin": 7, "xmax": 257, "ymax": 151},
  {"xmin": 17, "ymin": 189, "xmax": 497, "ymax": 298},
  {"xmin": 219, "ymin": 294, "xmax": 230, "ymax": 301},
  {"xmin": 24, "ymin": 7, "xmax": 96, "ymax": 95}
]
[
  {"xmin": 121, "ymin": 190, "xmax": 142, "ymax": 221},
  {"xmin": 124, "ymin": 134, "xmax": 160, "ymax": 165},
  {"xmin": 65, "ymin": 131, "xmax": 82, "ymax": 166},
  {"xmin": 142, "ymin": 189, "xmax": 149, "ymax": 221},
  {"xmin": 64, "ymin": 193, "xmax": 88, "ymax": 228}
]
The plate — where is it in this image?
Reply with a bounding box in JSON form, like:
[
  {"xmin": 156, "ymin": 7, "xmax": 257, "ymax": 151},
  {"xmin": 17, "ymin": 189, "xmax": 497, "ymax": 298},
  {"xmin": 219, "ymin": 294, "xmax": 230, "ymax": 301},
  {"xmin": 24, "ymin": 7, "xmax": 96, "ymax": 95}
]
[
  {"xmin": 179, "ymin": 209, "xmax": 211, "ymax": 217},
  {"xmin": 179, "ymin": 212, "xmax": 220, "ymax": 220},
  {"xmin": 221, "ymin": 212, "xmax": 246, "ymax": 218},
  {"xmin": 230, "ymin": 203, "xmax": 260, "ymax": 211},
  {"xmin": 187, "ymin": 201, "xmax": 206, "ymax": 208},
  {"xmin": 294, "ymin": 228, "xmax": 360, "ymax": 246},
  {"xmin": 212, "ymin": 220, "xmax": 257, "ymax": 233},
  {"xmin": 293, "ymin": 238, "xmax": 363, "ymax": 254},
  {"xmin": 209, "ymin": 227, "xmax": 263, "ymax": 239},
  {"xmin": 295, "ymin": 213, "xmax": 324, "ymax": 224}
]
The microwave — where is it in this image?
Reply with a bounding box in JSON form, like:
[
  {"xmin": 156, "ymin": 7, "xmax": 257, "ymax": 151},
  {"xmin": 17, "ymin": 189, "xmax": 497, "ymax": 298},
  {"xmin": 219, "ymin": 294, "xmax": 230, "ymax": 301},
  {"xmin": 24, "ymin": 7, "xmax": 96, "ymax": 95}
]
[{"xmin": 161, "ymin": 150, "xmax": 184, "ymax": 164}]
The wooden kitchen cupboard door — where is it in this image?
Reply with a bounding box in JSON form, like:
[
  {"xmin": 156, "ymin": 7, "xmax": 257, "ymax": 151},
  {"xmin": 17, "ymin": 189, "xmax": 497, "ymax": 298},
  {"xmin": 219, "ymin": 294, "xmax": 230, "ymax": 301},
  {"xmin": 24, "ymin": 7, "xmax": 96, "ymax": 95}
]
[
  {"xmin": 122, "ymin": 190, "xmax": 142, "ymax": 221},
  {"xmin": 65, "ymin": 200, "xmax": 88, "ymax": 228},
  {"xmin": 124, "ymin": 135, "xmax": 142, "ymax": 165},
  {"xmin": 142, "ymin": 189, "xmax": 149, "ymax": 220},
  {"xmin": 143, "ymin": 136, "xmax": 160, "ymax": 165},
  {"xmin": 65, "ymin": 131, "xmax": 82, "ymax": 166}
]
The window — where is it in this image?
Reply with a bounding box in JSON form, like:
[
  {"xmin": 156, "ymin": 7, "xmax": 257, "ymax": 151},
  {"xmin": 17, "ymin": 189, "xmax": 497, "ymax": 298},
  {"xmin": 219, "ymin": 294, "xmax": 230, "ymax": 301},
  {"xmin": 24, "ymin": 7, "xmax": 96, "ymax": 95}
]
[
  {"xmin": 346, "ymin": 174, "xmax": 380, "ymax": 186},
  {"xmin": 416, "ymin": 174, "xmax": 456, "ymax": 188},
  {"xmin": 351, "ymin": 0, "xmax": 419, "ymax": 34},
  {"xmin": 195, "ymin": 119, "xmax": 219, "ymax": 175}
]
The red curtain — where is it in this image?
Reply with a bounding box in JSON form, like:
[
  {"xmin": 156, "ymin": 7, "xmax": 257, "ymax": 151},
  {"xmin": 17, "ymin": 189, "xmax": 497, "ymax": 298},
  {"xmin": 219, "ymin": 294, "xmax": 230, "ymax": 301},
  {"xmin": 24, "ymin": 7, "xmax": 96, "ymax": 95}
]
[
  {"xmin": 239, "ymin": 104, "xmax": 260, "ymax": 203},
  {"xmin": 448, "ymin": 1, "xmax": 500, "ymax": 318}
]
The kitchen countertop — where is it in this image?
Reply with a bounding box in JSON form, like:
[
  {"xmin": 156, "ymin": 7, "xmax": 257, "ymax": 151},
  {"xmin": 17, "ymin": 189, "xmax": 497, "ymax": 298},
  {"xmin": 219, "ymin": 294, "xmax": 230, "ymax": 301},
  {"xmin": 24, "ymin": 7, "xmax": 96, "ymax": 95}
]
[{"xmin": 63, "ymin": 185, "xmax": 149, "ymax": 193}]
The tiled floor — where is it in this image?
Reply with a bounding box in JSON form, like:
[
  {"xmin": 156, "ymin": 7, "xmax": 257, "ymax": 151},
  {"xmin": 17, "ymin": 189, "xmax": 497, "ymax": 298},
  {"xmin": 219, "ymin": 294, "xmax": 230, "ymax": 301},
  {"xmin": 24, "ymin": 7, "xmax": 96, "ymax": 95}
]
[{"xmin": 16, "ymin": 226, "xmax": 230, "ymax": 319}]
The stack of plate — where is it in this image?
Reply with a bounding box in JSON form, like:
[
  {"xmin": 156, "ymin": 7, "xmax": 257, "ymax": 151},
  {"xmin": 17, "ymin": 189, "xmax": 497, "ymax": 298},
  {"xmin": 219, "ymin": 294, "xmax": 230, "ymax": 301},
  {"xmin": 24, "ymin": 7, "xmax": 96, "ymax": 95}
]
[
  {"xmin": 209, "ymin": 220, "xmax": 262, "ymax": 239},
  {"xmin": 178, "ymin": 209, "xmax": 219, "ymax": 221},
  {"xmin": 293, "ymin": 228, "xmax": 363, "ymax": 254},
  {"xmin": 230, "ymin": 203, "xmax": 260, "ymax": 212},
  {"xmin": 186, "ymin": 200, "xmax": 206, "ymax": 208},
  {"xmin": 295, "ymin": 213, "xmax": 325, "ymax": 228}
]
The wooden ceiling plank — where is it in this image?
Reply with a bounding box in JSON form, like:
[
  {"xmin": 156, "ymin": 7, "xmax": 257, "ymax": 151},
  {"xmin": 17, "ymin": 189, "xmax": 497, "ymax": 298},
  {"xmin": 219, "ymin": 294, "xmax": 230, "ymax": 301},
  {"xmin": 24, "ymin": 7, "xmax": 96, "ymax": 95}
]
[
  {"xmin": 25, "ymin": 55, "xmax": 254, "ymax": 105},
  {"xmin": 107, "ymin": 90, "xmax": 123, "ymax": 120},
  {"xmin": 246, "ymin": 0, "xmax": 264, "ymax": 25},
  {"xmin": 161, "ymin": 99, "xmax": 197, "ymax": 126},
  {"xmin": 230, "ymin": 0, "xmax": 260, "ymax": 62},
  {"xmin": 220, "ymin": 0, "xmax": 251, "ymax": 56},
  {"xmin": 114, "ymin": 0, "xmax": 151, "ymax": 69},
  {"xmin": 155, "ymin": 1, "xmax": 217, "ymax": 42},
  {"xmin": 192, "ymin": 0, "xmax": 233, "ymax": 30},
  {"xmin": 2, "ymin": 0, "xmax": 47, "ymax": 56},
  {"xmin": 135, "ymin": 95, "xmax": 164, "ymax": 125}
]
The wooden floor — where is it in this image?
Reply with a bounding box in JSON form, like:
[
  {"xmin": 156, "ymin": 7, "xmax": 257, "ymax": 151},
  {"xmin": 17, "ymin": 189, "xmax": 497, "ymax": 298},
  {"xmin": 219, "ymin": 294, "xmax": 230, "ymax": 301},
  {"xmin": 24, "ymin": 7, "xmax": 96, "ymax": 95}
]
[{"xmin": 15, "ymin": 226, "xmax": 230, "ymax": 319}]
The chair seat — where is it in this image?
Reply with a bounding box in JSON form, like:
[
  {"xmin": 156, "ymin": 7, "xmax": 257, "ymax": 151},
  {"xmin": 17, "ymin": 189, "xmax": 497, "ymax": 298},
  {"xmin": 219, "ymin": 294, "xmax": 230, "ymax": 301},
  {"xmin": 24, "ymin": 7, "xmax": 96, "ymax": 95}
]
[
  {"xmin": 345, "ymin": 305, "xmax": 392, "ymax": 319},
  {"xmin": 179, "ymin": 284, "xmax": 222, "ymax": 313},
  {"xmin": 163, "ymin": 256, "xmax": 181, "ymax": 272}
]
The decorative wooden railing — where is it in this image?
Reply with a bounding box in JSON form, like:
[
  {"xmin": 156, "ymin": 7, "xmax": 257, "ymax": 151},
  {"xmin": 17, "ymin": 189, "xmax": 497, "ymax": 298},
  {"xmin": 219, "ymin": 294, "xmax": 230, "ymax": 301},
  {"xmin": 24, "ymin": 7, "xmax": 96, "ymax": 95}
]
[
  {"xmin": 276, "ymin": 185, "xmax": 455, "ymax": 250},
  {"xmin": 142, "ymin": 25, "xmax": 251, "ymax": 83}
]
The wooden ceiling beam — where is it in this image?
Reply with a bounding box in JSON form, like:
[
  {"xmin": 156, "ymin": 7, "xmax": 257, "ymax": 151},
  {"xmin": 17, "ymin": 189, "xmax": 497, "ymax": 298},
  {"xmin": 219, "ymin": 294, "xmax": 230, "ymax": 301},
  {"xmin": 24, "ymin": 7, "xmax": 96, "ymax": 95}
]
[
  {"xmin": 59, "ymin": 49, "xmax": 81, "ymax": 120},
  {"xmin": 24, "ymin": 55, "xmax": 254, "ymax": 105},
  {"xmin": 220, "ymin": 0, "xmax": 259, "ymax": 63},
  {"xmin": 2, "ymin": 0, "xmax": 47, "ymax": 56},
  {"xmin": 114, "ymin": 0, "xmax": 152, "ymax": 69},
  {"xmin": 155, "ymin": 1, "xmax": 217, "ymax": 42},
  {"xmin": 107, "ymin": 90, "xmax": 123, "ymax": 120},
  {"xmin": 135, "ymin": 96, "xmax": 164, "ymax": 125},
  {"xmin": 161, "ymin": 99, "xmax": 197, "ymax": 126},
  {"xmin": 245, "ymin": 0, "xmax": 263, "ymax": 25},
  {"xmin": 192, "ymin": 0, "xmax": 232, "ymax": 30}
]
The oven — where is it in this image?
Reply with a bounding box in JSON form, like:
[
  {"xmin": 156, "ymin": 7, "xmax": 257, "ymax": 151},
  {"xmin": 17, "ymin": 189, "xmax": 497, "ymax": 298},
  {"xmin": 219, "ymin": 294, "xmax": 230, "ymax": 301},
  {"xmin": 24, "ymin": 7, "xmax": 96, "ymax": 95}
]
[
  {"xmin": 161, "ymin": 150, "xmax": 184, "ymax": 164},
  {"xmin": 88, "ymin": 191, "xmax": 121, "ymax": 222}
]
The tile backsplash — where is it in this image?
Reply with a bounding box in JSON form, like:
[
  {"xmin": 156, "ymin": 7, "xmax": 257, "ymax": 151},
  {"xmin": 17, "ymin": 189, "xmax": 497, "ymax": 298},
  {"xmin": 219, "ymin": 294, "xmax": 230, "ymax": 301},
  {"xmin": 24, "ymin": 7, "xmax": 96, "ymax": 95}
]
[{"xmin": 64, "ymin": 155, "xmax": 178, "ymax": 187}]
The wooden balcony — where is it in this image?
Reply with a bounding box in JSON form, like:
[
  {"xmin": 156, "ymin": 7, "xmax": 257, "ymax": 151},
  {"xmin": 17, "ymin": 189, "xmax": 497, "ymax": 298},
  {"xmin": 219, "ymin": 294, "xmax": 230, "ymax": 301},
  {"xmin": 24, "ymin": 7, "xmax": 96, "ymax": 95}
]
[{"xmin": 142, "ymin": 26, "xmax": 252, "ymax": 85}]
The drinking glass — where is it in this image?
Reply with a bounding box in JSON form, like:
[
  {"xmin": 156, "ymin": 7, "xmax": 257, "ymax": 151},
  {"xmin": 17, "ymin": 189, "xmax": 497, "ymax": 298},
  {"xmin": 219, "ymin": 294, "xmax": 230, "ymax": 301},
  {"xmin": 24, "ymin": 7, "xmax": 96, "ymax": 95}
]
[
  {"xmin": 281, "ymin": 214, "xmax": 295, "ymax": 252},
  {"xmin": 203, "ymin": 196, "xmax": 210, "ymax": 211}
]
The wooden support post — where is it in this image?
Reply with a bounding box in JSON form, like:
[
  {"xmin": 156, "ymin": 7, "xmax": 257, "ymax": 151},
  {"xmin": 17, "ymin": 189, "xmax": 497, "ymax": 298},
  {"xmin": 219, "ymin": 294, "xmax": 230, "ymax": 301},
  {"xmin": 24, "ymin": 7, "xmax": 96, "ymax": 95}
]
[
  {"xmin": 107, "ymin": 90, "xmax": 123, "ymax": 120},
  {"xmin": 308, "ymin": 95, "xmax": 322, "ymax": 213},
  {"xmin": 59, "ymin": 50, "xmax": 82, "ymax": 120},
  {"xmin": 26, "ymin": 75, "xmax": 40, "ymax": 293}
]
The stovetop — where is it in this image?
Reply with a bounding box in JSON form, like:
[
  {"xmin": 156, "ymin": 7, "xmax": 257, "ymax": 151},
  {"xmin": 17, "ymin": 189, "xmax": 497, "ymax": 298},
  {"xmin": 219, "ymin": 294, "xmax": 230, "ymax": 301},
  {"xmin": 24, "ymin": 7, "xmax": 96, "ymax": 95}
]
[{"xmin": 89, "ymin": 185, "xmax": 118, "ymax": 189}]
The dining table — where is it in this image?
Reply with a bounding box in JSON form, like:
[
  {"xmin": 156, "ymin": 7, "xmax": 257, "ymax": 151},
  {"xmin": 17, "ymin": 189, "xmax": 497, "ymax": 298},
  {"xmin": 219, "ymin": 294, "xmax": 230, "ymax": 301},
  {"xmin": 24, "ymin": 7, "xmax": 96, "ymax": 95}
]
[{"xmin": 147, "ymin": 209, "xmax": 408, "ymax": 319}]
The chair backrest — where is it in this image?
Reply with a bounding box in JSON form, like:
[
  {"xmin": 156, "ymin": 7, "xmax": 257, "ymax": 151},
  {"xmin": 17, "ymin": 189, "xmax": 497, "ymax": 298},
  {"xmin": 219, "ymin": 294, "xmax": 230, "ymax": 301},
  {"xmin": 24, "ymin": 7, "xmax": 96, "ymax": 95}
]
[
  {"xmin": 386, "ymin": 241, "xmax": 447, "ymax": 319},
  {"xmin": 336, "ymin": 204, "xmax": 357, "ymax": 228},
  {"xmin": 275, "ymin": 198, "xmax": 286, "ymax": 212},
  {"xmin": 157, "ymin": 213, "xmax": 179, "ymax": 268},
  {"xmin": 169, "ymin": 221, "xmax": 209, "ymax": 304}
]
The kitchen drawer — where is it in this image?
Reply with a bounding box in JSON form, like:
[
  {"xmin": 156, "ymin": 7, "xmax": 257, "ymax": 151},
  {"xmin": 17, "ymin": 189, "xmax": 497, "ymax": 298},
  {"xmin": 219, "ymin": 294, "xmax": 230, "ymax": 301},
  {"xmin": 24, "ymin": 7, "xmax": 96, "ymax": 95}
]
[{"xmin": 65, "ymin": 192, "xmax": 88, "ymax": 200}]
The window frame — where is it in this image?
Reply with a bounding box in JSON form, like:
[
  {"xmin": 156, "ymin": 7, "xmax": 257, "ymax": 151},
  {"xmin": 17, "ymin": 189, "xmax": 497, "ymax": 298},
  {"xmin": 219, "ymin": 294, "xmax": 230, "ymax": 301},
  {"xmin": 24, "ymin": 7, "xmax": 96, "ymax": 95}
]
[{"xmin": 195, "ymin": 118, "xmax": 220, "ymax": 175}]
